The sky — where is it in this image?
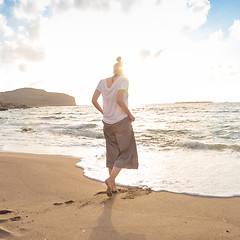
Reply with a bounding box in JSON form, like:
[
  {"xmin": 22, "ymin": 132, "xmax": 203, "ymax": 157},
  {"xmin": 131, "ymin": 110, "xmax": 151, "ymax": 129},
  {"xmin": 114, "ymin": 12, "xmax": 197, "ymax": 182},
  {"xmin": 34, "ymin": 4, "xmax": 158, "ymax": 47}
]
[{"xmin": 0, "ymin": 0, "xmax": 240, "ymax": 105}]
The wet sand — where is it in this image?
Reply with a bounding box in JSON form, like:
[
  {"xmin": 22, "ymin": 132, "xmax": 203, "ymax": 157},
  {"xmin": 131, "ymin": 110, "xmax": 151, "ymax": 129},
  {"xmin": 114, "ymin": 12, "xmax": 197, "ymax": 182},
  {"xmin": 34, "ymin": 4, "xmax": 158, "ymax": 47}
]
[{"xmin": 0, "ymin": 152, "xmax": 240, "ymax": 240}]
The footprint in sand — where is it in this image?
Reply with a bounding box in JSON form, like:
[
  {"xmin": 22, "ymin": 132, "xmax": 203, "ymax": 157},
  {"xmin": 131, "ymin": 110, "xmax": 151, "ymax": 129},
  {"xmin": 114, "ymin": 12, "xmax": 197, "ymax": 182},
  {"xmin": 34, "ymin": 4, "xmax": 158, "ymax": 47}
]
[
  {"xmin": 0, "ymin": 210, "xmax": 12, "ymax": 215},
  {"xmin": 10, "ymin": 216, "xmax": 21, "ymax": 222},
  {"xmin": 0, "ymin": 209, "xmax": 21, "ymax": 222},
  {"xmin": 53, "ymin": 200, "xmax": 75, "ymax": 206},
  {"xmin": 0, "ymin": 227, "xmax": 13, "ymax": 238},
  {"xmin": 53, "ymin": 202, "xmax": 63, "ymax": 206},
  {"xmin": 0, "ymin": 219, "xmax": 8, "ymax": 224},
  {"xmin": 0, "ymin": 209, "xmax": 13, "ymax": 224},
  {"xmin": 0, "ymin": 210, "xmax": 23, "ymax": 239},
  {"xmin": 0, "ymin": 226, "xmax": 21, "ymax": 239}
]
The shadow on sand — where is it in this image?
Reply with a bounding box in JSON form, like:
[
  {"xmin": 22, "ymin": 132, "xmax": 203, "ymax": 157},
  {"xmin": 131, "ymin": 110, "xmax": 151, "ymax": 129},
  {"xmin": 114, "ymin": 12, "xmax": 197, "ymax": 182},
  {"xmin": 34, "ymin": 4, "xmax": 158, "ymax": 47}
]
[{"xmin": 89, "ymin": 194, "xmax": 147, "ymax": 240}]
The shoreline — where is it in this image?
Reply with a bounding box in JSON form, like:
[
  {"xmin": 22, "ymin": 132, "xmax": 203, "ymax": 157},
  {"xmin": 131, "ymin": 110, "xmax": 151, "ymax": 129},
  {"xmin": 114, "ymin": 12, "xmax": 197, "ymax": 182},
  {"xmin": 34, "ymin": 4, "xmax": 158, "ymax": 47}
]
[
  {"xmin": 1, "ymin": 149, "xmax": 240, "ymax": 199},
  {"xmin": 1, "ymin": 151, "xmax": 240, "ymax": 239}
]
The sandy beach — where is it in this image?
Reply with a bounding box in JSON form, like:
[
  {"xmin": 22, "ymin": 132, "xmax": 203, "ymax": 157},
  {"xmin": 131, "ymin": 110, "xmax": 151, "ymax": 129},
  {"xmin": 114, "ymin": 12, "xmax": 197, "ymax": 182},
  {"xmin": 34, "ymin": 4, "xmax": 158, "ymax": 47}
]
[{"xmin": 0, "ymin": 152, "xmax": 240, "ymax": 240}]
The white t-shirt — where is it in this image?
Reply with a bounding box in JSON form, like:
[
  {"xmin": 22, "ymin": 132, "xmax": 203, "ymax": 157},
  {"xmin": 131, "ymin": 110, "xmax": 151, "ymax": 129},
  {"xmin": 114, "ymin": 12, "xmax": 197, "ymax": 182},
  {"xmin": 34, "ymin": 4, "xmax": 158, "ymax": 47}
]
[{"xmin": 96, "ymin": 76, "xmax": 129, "ymax": 124}]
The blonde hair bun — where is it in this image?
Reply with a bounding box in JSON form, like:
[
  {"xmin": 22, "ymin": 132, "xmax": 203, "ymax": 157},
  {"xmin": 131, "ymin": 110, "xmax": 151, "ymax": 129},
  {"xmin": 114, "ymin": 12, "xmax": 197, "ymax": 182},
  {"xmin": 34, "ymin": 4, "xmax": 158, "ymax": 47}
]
[
  {"xmin": 116, "ymin": 57, "xmax": 122, "ymax": 63},
  {"xmin": 113, "ymin": 56, "xmax": 124, "ymax": 76}
]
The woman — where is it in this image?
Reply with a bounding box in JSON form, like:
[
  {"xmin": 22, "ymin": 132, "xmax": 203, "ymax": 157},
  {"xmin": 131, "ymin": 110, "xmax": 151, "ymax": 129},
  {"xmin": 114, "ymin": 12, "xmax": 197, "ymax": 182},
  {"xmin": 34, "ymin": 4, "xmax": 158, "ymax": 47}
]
[{"xmin": 92, "ymin": 57, "xmax": 138, "ymax": 197}]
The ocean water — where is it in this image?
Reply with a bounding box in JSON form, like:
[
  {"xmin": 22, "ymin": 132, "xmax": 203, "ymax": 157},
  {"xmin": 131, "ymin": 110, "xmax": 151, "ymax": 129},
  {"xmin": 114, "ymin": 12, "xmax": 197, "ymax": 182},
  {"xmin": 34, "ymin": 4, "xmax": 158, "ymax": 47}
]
[{"xmin": 0, "ymin": 103, "xmax": 240, "ymax": 197}]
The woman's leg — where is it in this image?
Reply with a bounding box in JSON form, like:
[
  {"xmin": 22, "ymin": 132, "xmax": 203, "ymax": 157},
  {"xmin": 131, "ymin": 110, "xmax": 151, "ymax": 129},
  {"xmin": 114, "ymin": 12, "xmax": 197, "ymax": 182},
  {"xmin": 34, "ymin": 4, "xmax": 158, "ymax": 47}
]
[
  {"xmin": 106, "ymin": 167, "xmax": 121, "ymax": 192},
  {"xmin": 108, "ymin": 167, "xmax": 120, "ymax": 192}
]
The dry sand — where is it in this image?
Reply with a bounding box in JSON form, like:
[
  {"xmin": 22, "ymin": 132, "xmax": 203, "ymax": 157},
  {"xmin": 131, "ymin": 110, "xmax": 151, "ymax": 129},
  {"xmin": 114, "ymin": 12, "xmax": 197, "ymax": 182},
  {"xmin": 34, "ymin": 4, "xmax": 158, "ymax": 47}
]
[{"xmin": 0, "ymin": 151, "xmax": 240, "ymax": 240}]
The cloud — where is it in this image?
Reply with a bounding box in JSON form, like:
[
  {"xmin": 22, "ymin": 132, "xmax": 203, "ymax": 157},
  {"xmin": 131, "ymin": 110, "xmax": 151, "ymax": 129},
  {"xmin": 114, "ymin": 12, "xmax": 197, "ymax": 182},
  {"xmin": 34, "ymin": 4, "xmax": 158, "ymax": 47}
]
[
  {"xmin": 2, "ymin": 0, "xmax": 213, "ymax": 68},
  {"xmin": 183, "ymin": 0, "xmax": 210, "ymax": 31},
  {"xmin": 116, "ymin": 0, "xmax": 138, "ymax": 13},
  {"xmin": 229, "ymin": 19, "xmax": 240, "ymax": 40},
  {"xmin": 0, "ymin": 14, "xmax": 14, "ymax": 37},
  {"xmin": 0, "ymin": 11, "xmax": 46, "ymax": 65},
  {"xmin": 74, "ymin": 0, "xmax": 110, "ymax": 11},
  {"xmin": 27, "ymin": 17, "xmax": 43, "ymax": 40},
  {"xmin": 155, "ymin": 0, "xmax": 162, "ymax": 5},
  {"xmin": 140, "ymin": 49, "xmax": 151, "ymax": 59},
  {"xmin": 188, "ymin": 0, "xmax": 210, "ymax": 13},
  {"xmin": 200, "ymin": 21, "xmax": 240, "ymax": 83},
  {"xmin": 14, "ymin": 0, "xmax": 50, "ymax": 20},
  {"xmin": 140, "ymin": 48, "xmax": 166, "ymax": 59},
  {"xmin": 50, "ymin": 0, "xmax": 73, "ymax": 12},
  {"xmin": 0, "ymin": 0, "xmax": 4, "ymax": 5},
  {"xmin": 50, "ymin": 0, "xmax": 139, "ymax": 13},
  {"xmin": 209, "ymin": 29, "xmax": 224, "ymax": 41},
  {"xmin": 2, "ymin": 41, "xmax": 45, "ymax": 63},
  {"xmin": 48, "ymin": 0, "xmax": 111, "ymax": 13},
  {"xmin": 154, "ymin": 48, "xmax": 166, "ymax": 58}
]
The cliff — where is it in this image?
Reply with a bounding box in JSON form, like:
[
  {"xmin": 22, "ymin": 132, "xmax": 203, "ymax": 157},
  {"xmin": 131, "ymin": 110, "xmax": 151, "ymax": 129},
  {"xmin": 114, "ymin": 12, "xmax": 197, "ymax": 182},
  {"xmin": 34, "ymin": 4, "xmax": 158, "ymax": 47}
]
[{"xmin": 0, "ymin": 88, "xmax": 76, "ymax": 110}]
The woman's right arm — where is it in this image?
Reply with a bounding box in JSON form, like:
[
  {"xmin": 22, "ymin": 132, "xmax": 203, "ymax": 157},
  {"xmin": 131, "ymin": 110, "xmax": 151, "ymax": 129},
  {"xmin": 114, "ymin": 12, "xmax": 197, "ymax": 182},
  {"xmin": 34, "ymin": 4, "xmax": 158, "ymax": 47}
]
[
  {"xmin": 116, "ymin": 90, "xmax": 135, "ymax": 122},
  {"xmin": 92, "ymin": 90, "xmax": 103, "ymax": 115}
]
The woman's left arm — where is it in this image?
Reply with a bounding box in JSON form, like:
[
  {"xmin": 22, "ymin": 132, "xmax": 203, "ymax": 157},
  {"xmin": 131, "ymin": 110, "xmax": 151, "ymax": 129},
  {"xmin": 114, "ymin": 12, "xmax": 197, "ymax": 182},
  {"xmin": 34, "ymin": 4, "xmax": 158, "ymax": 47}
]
[{"xmin": 92, "ymin": 90, "xmax": 103, "ymax": 114}]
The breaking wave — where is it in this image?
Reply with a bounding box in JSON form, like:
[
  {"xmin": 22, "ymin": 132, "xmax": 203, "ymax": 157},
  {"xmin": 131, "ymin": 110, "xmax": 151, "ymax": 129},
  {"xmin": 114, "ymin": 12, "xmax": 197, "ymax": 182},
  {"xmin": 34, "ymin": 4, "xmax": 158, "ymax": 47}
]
[{"xmin": 176, "ymin": 141, "xmax": 240, "ymax": 152}]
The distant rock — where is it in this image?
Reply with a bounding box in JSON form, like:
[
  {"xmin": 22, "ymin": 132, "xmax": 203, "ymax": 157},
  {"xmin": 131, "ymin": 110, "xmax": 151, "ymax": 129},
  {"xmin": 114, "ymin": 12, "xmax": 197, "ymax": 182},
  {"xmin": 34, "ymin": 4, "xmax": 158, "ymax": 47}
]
[
  {"xmin": 21, "ymin": 127, "xmax": 34, "ymax": 132},
  {"xmin": 175, "ymin": 101, "xmax": 213, "ymax": 104},
  {"xmin": 0, "ymin": 88, "xmax": 76, "ymax": 110}
]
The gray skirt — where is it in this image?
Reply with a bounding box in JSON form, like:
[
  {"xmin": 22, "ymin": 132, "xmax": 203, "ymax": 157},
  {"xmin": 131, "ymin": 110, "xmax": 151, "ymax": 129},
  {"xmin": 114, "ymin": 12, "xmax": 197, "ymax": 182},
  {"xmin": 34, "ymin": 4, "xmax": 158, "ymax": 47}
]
[{"xmin": 103, "ymin": 117, "xmax": 138, "ymax": 169}]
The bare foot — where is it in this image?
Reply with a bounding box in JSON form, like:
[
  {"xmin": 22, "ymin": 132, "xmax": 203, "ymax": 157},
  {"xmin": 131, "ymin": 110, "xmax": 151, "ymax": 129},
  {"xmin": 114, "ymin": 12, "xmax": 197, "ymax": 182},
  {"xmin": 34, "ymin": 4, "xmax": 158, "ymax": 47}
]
[
  {"xmin": 112, "ymin": 180, "xmax": 118, "ymax": 193},
  {"xmin": 105, "ymin": 178, "xmax": 114, "ymax": 197},
  {"xmin": 112, "ymin": 185, "xmax": 119, "ymax": 193}
]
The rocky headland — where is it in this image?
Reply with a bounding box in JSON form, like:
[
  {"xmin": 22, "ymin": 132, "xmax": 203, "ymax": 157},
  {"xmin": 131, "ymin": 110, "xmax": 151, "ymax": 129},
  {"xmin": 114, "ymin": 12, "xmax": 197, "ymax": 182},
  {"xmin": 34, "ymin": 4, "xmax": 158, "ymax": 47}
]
[{"xmin": 0, "ymin": 88, "xmax": 76, "ymax": 111}]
